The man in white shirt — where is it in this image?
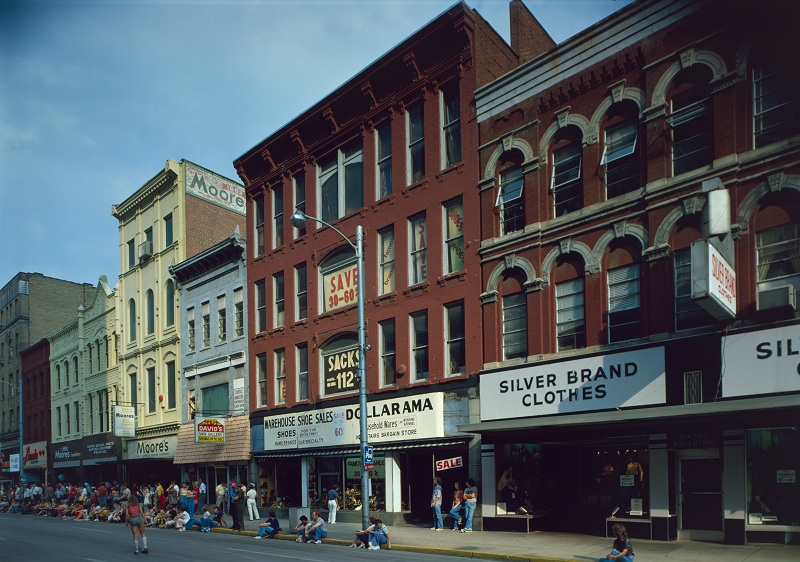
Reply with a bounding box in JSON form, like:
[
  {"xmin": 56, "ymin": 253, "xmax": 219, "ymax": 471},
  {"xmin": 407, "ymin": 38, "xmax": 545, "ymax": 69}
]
[{"xmin": 197, "ymin": 479, "xmax": 207, "ymax": 514}]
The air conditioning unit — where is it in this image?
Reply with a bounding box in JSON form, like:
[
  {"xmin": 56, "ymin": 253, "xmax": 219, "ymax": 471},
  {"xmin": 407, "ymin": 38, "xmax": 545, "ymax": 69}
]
[
  {"xmin": 138, "ymin": 240, "xmax": 153, "ymax": 261},
  {"xmin": 756, "ymin": 285, "xmax": 796, "ymax": 312}
]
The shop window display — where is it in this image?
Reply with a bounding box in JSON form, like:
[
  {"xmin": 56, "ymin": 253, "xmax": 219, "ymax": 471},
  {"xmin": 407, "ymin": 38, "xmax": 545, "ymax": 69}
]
[{"xmin": 746, "ymin": 428, "xmax": 800, "ymax": 527}]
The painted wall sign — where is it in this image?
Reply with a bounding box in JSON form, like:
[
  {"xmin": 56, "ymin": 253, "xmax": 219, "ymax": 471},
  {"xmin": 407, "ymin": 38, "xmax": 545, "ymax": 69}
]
[
  {"xmin": 196, "ymin": 416, "xmax": 226, "ymax": 443},
  {"xmin": 114, "ymin": 405, "xmax": 136, "ymax": 437},
  {"xmin": 263, "ymin": 392, "xmax": 444, "ymax": 451},
  {"xmin": 184, "ymin": 161, "xmax": 246, "ymax": 215},
  {"xmin": 322, "ymin": 347, "xmax": 359, "ymax": 394},
  {"xmin": 722, "ymin": 324, "xmax": 800, "ymax": 397},
  {"xmin": 480, "ymin": 347, "xmax": 666, "ymax": 421},
  {"xmin": 322, "ymin": 263, "xmax": 359, "ymax": 313}
]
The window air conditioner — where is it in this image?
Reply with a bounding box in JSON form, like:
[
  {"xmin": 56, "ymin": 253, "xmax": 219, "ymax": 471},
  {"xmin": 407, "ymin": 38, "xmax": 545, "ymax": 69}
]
[
  {"xmin": 138, "ymin": 240, "xmax": 153, "ymax": 261},
  {"xmin": 756, "ymin": 285, "xmax": 796, "ymax": 312}
]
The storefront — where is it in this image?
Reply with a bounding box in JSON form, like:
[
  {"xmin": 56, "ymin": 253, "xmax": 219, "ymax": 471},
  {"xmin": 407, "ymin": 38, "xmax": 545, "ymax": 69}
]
[
  {"xmin": 22, "ymin": 440, "xmax": 47, "ymax": 484},
  {"xmin": 123, "ymin": 426, "xmax": 180, "ymax": 485},
  {"xmin": 52, "ymin": 435, "xmax": 124, "ymax": 485},
  {"xmin": 253, "ymin": 390, "xmax": 473, "ymax": 522},
  {"xmin": 172, "ymin": 414, "xmax": 250, "ymax": 510},
  {"xmin": 464, "ymin": 331, "xmax": 800, "ymax": 543}
]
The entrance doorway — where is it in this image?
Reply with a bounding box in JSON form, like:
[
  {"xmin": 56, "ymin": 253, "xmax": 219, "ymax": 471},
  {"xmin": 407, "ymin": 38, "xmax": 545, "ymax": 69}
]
[{"xmin": 677, "ymin": 449, "xmax": 723, "ymax": 541}]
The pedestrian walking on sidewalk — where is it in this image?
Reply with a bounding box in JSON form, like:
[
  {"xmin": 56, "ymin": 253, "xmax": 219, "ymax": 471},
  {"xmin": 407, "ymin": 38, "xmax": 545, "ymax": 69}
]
[
  {"xmin": 430, "ymin": 477, "xmax": 444, "ymax": 530},
  {"xmin": 327, "ymin": 485, "xmax": 339, "ymax": 524},
  {"xmin": 461, "ymin": 479, "xmax": 478, "ymax": 532},
  {"xmin": 246, "ymin": 483, "xmax": 260, "ymax": 521},
  {"xmin": 448, "ymin": 482, "xmax": 464, "ymax": 530},
  {"xmin": 600, "ymin": 523, "xmax": 634, "ymax": 562}
]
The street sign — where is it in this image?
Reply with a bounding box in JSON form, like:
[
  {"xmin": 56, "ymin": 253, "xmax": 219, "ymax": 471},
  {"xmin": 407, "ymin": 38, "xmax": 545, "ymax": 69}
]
[
  {"xmin": 20, "ymin": 476, "xmax": 27, "ymax": 484},
  {"xmin": 363, "ymin": 444, "xmax": 374, "ymax": 471}
]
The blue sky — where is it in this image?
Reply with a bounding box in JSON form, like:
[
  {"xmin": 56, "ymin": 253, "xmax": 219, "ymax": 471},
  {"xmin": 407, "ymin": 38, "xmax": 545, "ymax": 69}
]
[{"xmin": 0, "ymin": 0, "xmax": 631, "ymax": 288}]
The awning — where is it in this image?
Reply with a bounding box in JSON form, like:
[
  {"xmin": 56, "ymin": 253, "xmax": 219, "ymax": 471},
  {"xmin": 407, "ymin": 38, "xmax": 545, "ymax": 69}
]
[
  {"xmin": 253, "ymin": 438, "xmax": 470, "ymax": 459},
  {"xmin": 172, "ymin": 415, "xmax": 251, "ymax": 465}
]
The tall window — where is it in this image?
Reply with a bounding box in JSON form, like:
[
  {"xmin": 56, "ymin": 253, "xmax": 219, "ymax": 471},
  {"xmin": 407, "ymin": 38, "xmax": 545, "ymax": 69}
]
[
  {"xmin": 255, "ymin": 280, "xmax": 266, "ymax": 333},
  {"xmin": 293, "ymin": 173, "xmax": 306, "ymax": 238},
  {"xmin": 756, "ymin": 224, "xmax": 800, "ymax": 292},
  {"xmin": 164, "ymin": 213, "xmax": 173, "ymax": 247},
  {"xmin": 273, "ymin": 186, "xmax": 284, "ymax": 248},
  {"xmin": 377, "ymin": 122, "xmax": 392, "ymax": 198},
  {"xmin": 379, "ymin": 227, "xmax": 395, "ymax": 295},
  {"xmin": 674, "ymin": 248, "xmax": 714, "ymax": 331},
  {"xmin": 88, "ymin": 394, "xmax": 94, "ymax": 434},
  {"xmin": 274, "ymin": 349, "xmax": 286, "ymax": 405},
  {"xmin": 608, "ymin": 264, "xmax": 641, "ymax": 342},
  {"xmin": 145, "ymin": 227, "xmax": 153, "ymax": 251},
  {"xmin": 444, "ymin": 199, "xmax": 464, "ymax": 274},
  {"xmin": 445, "ymin": 301, "xmax": 466, "ymax": 376},
  {"xmin": 497, "ymin": 165, "xmax": 525, "ymax": 235},
  {"xmin": 202, "ymin": 383, "xmax": 229, "ymax": 416},
  {"xmin": 201, "ymin": 301, "xmax": 210, "ymax": 347},
  {"xmin": 407, "ymin": 103, "xmax": 425, "ymax": 183},
  {"xmin": 296, "ymin": 344, "xmax": 308, "ymax": 402},
  {"xmin": 187, "ymin": 310, "xmax": 195, "ymax": 352},
  {"xmin": 255, "ymin": 195, "xmax": 265, "ymax": 256},
  {"xmin": 165, "ymin": 280, "xmax": 175, "ymax": 327},
  {"xmin": 166, "ymin": 361, "xmax": 176, "ymax": 409},
  {"xmin": 754, "ymin": 56, "xmax": 799, "ymax": 148},
  {"xmin": 603, "ymin": 120, "xmax": 639, "ymax": 198},
  {"xmin": 379, "ymin": 319, "xmax": 396, "ymax": 387},
  {"xmin": 274, "ymin": 272, "xmax": 285, "ymax": 328},
  {"xmin": 320, "ymin": 140, "xmax": 363, "ymax": 223},
  {"xmin": 147, "ymin": 367, "xmax": 156, "ymax": 413},
  {"xmin": 128, "ymin": 239, "xmax": 136, "ymax": 270},
  {"xmin": 441, "ymin": 82, "xmax": 461, "ymax": 167},
  {"xmin": 56, "ymin": 406, "xmax": 62, "ymax": 437},
  {"xmin": 130, "ymin": 372, "xmax": 137, "ymax": 415},
  {"xmin": 552, "ymin": 143, "xmax": 583, "ymax": 216},
  {"xmin": 556, "ymin": 278, "xmax": 585, "ymax": 350},
  {"xmin": 217, "ymin": 295, "xmax": 227, "ymax": 342},
  {"xmin": 128, "ymin": 299, "xmax": 136, "ymax": 341},
  {"xmin": 502, "ymin": 292, "xmax": 527, "ymax": 360},
  {"xmin": 74, "ymin": 356, "xmax": 79, "ymax": 383},
  {"xmin": 670, "ymin": 71, "xmax": 712, "ymax": 175},
  {"xmin": 98, "ymin": 390, "xmax": 107, "ymax": 432},
  {"xmin": 74, "ymin": 401, "xmax": 80, "ymax": 434},
  {"xmin": 411, "ymin": 311, "xmax": 429, "ymax": 382},
  {"xmin": 56, "ymin": 364, "xmax": 61, "ymax": 390},
  {"xmin": 409, "ymin": 213, "xmax": 427, "ymax": 285},
  {"xmin": 256, "ymin": 353, "xmax": 267, "ymax": 408},
  {"xmin": 234, "ymin": 288, "xmax": 244, "ymax": 337},
  {"xmin": 146, "ymin": 289, "xmax": 155, "ymax": 335},
  {"xmin": 295, "ymin": 264, "xmax": 307, "ymax": 321}
]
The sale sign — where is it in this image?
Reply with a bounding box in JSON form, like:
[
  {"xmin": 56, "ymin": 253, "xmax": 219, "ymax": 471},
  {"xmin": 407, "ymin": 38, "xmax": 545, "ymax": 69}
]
[
  {"xmin": 196, "ymin": 416, "xmax": 225, "ymax": 443},
  {"xmin": 435, "ymin": 456, "xmax": 463, "ymax": 471},
  {"xmin": 323, "ymin": 263, "xmax": 358, "ymax": 312}
]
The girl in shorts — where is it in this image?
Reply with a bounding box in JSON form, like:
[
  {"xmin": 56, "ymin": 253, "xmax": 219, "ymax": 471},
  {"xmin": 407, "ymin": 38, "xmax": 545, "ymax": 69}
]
[{"xmin": 125, "ymin": 495, "xmax": 149, "ymax": 555}]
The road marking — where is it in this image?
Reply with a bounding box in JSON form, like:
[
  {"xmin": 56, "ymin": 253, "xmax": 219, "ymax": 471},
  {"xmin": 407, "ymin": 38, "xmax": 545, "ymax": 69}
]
[{"xmin": 225, "ymin": 547, "xmax": 321, "ymax": 561}]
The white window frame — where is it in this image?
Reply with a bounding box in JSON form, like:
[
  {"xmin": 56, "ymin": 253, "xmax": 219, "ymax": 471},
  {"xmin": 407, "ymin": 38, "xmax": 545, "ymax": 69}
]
[
  {"xmin": 273, "ymin": 186, "xmax": 284, "ymax": 248},
  {"xmin": 255, "ymin": 280, "xmax": 266, "ymax": 333},
  {"xmin": 295, "ymin": 263, "xmax": 307, "ymax": 321},
  {"xmin": 201, "ymin": 301, "xmax": 211, "ymax": 347},
  {"xmin": 444, "ymin": 301, "xmax": 466, "ymax": 376},
  {"xmin": 233, "ymin": 289, "xmax": 244, "ymax": 337},
  {"xmin": 756, "ymin": 224, "xmax": 800, "ymax": 293},
  {"xmin": 443, "ymin": 199, "xmax": 464, "ymax": 275},
  {"xmin": 274, "ymin": 349, "xmax": 286, "ymax": 405},
  {"xmin": 256, "ymin": 352, "xmax": 268, "ymax": 408},
  {"xmin": 379, "ymin": 319, "xmax": 396, "ymax": 387},
  {"xmin": 187, "ymin": 307, "xmax": 195, "ymax": 351},
  {"xmin": 379, "ymin": 227, "xmax": 395, "ymax": 295},
  {"xmin": 669, "ymin": 86, "xmax": 712, "ymax": 176},
  {"xmin": 410, "ymin": 311, "xmax": 429, "ymax": 382},
  {"xmin": 552, "ymin": 144, "xmax": 582, "ymax": 216},
  {"xmin": 296, "ymin": 344, "xmax": 308, "ymax": 402},
  {"xmin": 407, "ymin": 103, "xmax": 425, "ymax": 184},
  {"xmin": 376, "ymin": 121, "xmax": 392, "ymax": 198},
  {"xmin": 502, "ymin": 292, "xmax": 527, "ymax": 360},
  {"xmin": 217, "ymin": 295, "xmax": 227, "ymax": 343},
  {"xmin": 255, "ymin": 195, "xmax": 265, "ymax": 256},
  {"xmin": 319, "ymin": 140, "xmax": 364, "ymax": 223},
  {"xmin": 273, "ymin": 272, "xmax": 285, "ymax": 328},
  {"xmin": 496, "ymin": 165, "xmax": 524, "ymax": 235},
  {"xmin": 607, "ymin": 264, "xmax": 641, "ymax": 343},
  {"xmin": 556, "ymin": 277, "xmax": 585, "ymax": 351},
  {"xmin": 409, "ymin": 213, "xmax": 428, "ymax": 285},
  {"xmin": 293, "ymin": 173, "xmax": 306, "ymax": 238},
  {"xmin": 674, "ymin": 248, "xmax": 714, "ymax": 331},
  {"xmin": 441, "ymin": 82, "xmax": 461, "ymax": 168}
]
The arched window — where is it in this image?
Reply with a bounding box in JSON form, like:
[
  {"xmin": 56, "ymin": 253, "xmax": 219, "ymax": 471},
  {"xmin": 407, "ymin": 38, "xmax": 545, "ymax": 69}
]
[
  {"xmin": 74, "ymin": 356, "xmax": 79, "ymax": 381},
  {"xmin": 601, "ymin": 102, "xmax": 640, "ymax": 198},
  {"xmin": 554, "ymin": 257, "xmax": 585, "ymax": 350},
  {"xmin": 55, "ymin": 364, "xmax": 61, "ymax": 390},
  {"xmin": 606, "ymin": 241, "xmax": 642, "ymax": 343},
  {"xmin": 551, "ymin": 127, "xmax": 583, "ymax": 216},
  {"xmin": 128, "ymin": 298, "xmax": 137, "ymax": 341},
  {"xmin": 495, "ymin": 151, "xmax": 525, "ymax": 235},
  {"xmin": 668, "ymin": 66, "xmax": 713, "ymax": 175},
  {"xmin": 752, "ymin": 38, "xmax": 800, "ymax": 148},
  {"xmin": 500, "ymin": 272, "xmax": 527, "ymax": 360},
  {"xmin": 753, "ymin": 194, "xmax": 800, "ymax": 294},
  {"xmin": 321, "ymin": 334, "xmax": 358, "ymax": 397},
  {"xmin": 146, "ymin": 290, "xmax": 155, "ymax": 335},
  {"xmin": 165, "ymin": 280, "xmax": 175, "ymax": 327},
  {"xmin": 64, "ymin": 360, "xmax": 70, "ymax": 387}
]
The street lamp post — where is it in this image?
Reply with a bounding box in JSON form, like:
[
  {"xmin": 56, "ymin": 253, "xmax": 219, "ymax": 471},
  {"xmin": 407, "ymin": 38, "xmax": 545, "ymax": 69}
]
[{"xmin": 289, "ymin": 210, "xmax": 370, "ymax": 530}]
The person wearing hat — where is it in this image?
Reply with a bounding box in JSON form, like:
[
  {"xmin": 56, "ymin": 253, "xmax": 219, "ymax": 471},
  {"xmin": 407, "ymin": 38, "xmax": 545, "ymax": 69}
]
[{"xmin": 246, "ymin": 483, "xmax": 260, "ymax": 521}]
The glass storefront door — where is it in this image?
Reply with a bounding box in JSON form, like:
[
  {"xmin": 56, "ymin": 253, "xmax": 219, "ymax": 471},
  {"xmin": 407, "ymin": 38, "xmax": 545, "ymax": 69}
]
[{"xmin": 677, "ymin": 450, "xmax": 723, "ymax": 540}]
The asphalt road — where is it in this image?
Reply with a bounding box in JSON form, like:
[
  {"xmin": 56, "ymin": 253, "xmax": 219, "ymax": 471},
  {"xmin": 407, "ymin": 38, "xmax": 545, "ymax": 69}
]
[{"xmin": 0, "ymin": 514, "xmax": 456, "ymax": 562}]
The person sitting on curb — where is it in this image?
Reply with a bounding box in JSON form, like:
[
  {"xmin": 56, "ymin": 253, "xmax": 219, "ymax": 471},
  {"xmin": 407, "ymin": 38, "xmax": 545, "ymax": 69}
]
[
  {"xmin": 368, "ymin": 518, "xmax": 391, "ymax": 550},
  {"xmin": 211, "ymin": 506, "xmax": 228, "ymax": 528},
  {"xmin": 254, "ymin": 511, "xmax": 281, "ymax": 539},
  {"xmin": 350, "ymin": 517, "xmax": 376, "ymax": 548},
  {"xmin": 199, "ymin": 510, "xmax": 214, "ymax": 533},
  {"xmin": 293, "ymin": 515, "xmax": 309, "ymax": 542},
  {"xmin": 304, "ymin": 511, "xmax": 328, "ymax": 544}
]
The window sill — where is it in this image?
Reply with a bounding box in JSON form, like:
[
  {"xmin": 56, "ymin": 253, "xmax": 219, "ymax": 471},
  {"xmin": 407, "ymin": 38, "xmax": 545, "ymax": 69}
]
[
  {"xmin": 402, "ymin": 178, "xmax": 429, "ymax": 196},
  {"xmin": 372, "ymin": 293, "xmax": 397, "ymax": 306},
  {"xmin": 436, "ymin": 161, "xmax": 464, "ymax": 182},
  {"xmin": 403, "ymin": 282, "xmax": 430, "ymax": 298},
  {"xmin": 437, "ymin": 271, "xmax": 466, "ymax": 287}
]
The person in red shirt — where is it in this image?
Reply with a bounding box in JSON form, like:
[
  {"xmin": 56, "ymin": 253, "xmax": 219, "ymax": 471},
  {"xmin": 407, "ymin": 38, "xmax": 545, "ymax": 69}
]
[{"xmin": 97, "ymin": 484, "xmax": 109, "ymax": 507}]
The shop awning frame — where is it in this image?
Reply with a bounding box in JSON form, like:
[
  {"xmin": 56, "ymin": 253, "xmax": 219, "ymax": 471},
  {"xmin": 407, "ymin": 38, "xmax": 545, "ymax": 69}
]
[{"xmin": 253, "ymin": 437, "xmax": 470, "ymax": 459}]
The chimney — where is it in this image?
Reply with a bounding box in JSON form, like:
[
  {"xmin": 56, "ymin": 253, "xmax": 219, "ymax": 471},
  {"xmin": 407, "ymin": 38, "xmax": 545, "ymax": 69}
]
[{"xmin": 510, "ymin": 0, "xmax": 556, "ymax": 65}]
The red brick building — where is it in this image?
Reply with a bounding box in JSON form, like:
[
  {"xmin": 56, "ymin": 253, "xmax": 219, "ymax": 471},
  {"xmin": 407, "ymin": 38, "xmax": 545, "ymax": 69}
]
[
  {"xmin": 466, "ymin": 0, "xmax": 799, "ymax": 544},
  {"xmin": 20, "ymin": 338, "xmax": 51, "ymax": 482},
  {"xmin": 235, "ymin": 3, "xmax": 537, "ymax": 522}
]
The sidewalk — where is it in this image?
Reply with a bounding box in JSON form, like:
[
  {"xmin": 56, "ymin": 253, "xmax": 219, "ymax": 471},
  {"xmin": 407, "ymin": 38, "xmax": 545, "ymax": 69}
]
[{"xmin": 220, "ymin": 520, "xmax": 800, "ymax": 562}]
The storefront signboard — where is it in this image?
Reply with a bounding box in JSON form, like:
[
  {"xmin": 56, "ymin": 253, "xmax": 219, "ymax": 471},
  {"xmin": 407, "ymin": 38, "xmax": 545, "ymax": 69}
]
[
  {"xmin": 263, "ymin": 392, "xmax": 445, "ymax": 451},
  {"xmin": 722, "ymin": 324, "xmax": 800, "ymax": 397},
  {"xmin": 23, "ymin": 441, "xmax": 47, "ymax": 469},
  {"xmin": 53, "ymin": 444, "xmax": 82, "ymax": 465},
  {"xmin": 114, "ymin": 405, "xmax": 136, "ymax": 437},
  {"xmin": 480, "ymin": 347, "xmax": 666, "ymax": 420},
  {"xmin": 196, "ymin": 416, "xmax": 226, "ymax": 443},
  {"xmin": 777, "ymin": 469, "xmax": 795, "ymax": 484},
  {"xmin": 9, "ymin": 453, "xmax": 19, "ymax": 472},
  {"xmin": 435, "ymin": 456, "xmax": 463, "ymax": 471},
  {"xmin": 346, "ymin": 456, "xmax": 385, "ymax": 479},
  {"xmin": 125, "ymin": 434, "xmax": 178, "ymax": 460},
  {"xmin": 630, "ymin": 498, "xmax": 643, "ymax": 515}
]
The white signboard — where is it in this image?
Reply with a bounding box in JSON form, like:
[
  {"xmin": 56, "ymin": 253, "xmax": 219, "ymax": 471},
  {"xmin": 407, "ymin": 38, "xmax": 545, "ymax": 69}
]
[
  {"xmin": 263, "ymin": 392, "xmax": 444, "ymax": 451},
  {"xmin": 9, "ymin": 453, "xmax": 19, "ymax": 472},
  {"xmin": 777, "ymin": 469, "xmax": 796, "ymax": 484},
  {"xmin": 722, "ymin": 325, "xmax": 800, "ymax": 397},
  {"xmin": 480, "ymin": 347, "xmax": 666, "ymax": 421},
  {"xmin": 114, "ymin": 405, "xmax": 136, "ymax": 437},
  {"xmin": 196, "ymin": 416, "xmax": 225, "ymax": 444},
  {"xmin": 691, "ymin": 240, "xmax": 736, "ymax": 319},
  {"xmin": 125, "ymin": 434, "xmax": 178, "ymax": 460},
  {"xmin": 322, "ymin": 263, "xmax": 359, "ymax": 313},
  {"xmin": 184, "ymin": 161, "xmax": 246, "ymax": 215}
]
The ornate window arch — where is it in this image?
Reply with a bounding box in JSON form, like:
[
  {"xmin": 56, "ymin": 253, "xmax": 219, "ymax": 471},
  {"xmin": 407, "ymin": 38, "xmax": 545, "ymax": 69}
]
[{"xmin": 481, "ymin": 255, "xmax": 540, "ymax": 304}]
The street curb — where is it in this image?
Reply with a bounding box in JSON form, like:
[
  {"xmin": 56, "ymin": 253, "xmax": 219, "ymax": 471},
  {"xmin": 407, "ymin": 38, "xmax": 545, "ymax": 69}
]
[{"xmin": 210, "ymin": 528, "xmax": 575, "ymax": 561}]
